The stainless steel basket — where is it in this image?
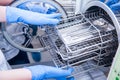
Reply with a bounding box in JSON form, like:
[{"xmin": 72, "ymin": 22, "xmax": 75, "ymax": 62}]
[{"xmin": 40, "ymin": 1, "xmax": 119, "ymax": 80}]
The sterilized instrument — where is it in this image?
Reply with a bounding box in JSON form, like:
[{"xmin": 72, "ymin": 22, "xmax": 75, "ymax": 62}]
[
  {"xmin": 40, "ymin": 2, "xmax": 118, "ymax": 79},
  {"xmin": 1, "ymin": 0, "xmax": 120, "ymax": 80}
]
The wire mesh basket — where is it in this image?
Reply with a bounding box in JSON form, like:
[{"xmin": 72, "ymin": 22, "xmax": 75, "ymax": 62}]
[
  {"xmin": 55, "ymin": 0, "xmax": 76, "ymax": 16},
  {"xmin": 40, "ymin": 7, "xmax": 118, "ymax": 78}
]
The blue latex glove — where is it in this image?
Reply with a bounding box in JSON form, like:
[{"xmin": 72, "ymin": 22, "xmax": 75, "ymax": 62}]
[
  {"xmin": 110, "ymin": 2, "xmax": 120, "ymax": 11},
  {"xmin": 106, "ymin": 0, "xmax": 119, "ymax": 7},
  {"xmin": 6, "ymin": 6, "xmax": 61, "ymax": 25},
  {"xmin": 100, "ymin": 0, "xmax": 105, "ymax": 2},
  {"xmin": 25, "ymin": 65, "xmax": 73, "ymax": 80},
  {"xmin": 100, "ymin": 0, "xmax": 120, "ymax": 12},
  {"xmin": 17, "ymin": 1, "xmax": 57, "ymax": 14}
]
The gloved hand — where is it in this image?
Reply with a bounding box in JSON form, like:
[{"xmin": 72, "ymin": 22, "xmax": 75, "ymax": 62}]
[
  {"xmin": 100, "ymin": 0, "xmax": 120, "ymax": 12},
  {"xmin": 17, "ymin": 1, "xmax": 57, "ymax": 14},
  {"xmin": 6, "ymin": 6, "xmax": 61, "ymax": 25},
  {"xmin": 109, "ymin": 2, "xmax": 120, "ymax": 11},
  {"xmin": 106, "ymin": 0, "xmax": 119, "ymax": 7},
  {"xmin": 100, "ymin": 0, "xmax": 105, "ymax": 2},
  {"xmin": 25, "ymin": 65, "xmax": 73, "ymax": 80}
]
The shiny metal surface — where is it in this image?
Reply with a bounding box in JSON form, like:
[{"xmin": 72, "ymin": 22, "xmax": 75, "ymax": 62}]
[
  {"xmin": 82, "ymin": 1, "xmax": 120, "ymax": 43},
  {"xmin": 1, "ymin": 1, "xmax": 119, "ymax": 79},
  {"xmin": 41, "ymin": 1, "xmax": 119, "ymax": 80}
]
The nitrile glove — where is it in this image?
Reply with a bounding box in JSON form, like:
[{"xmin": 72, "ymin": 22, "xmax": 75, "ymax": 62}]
[
  {"xmin": 17, "ymin": 1, "xmax": 57, "ymax": 14},
  {"xmin": 25, "ymin": 65, "xmax": 73, "ymax": 80},
  {"xmin": 6, "ymin": 6, "xmax": 61, "ymax": 25},
  {"xmin": 100, "ymin": 0, "xmax": 105, "ymax": 2},
  {"xmin": 110, "ymin": 2, "xmax": 120, "ymax": 11},
  {"xmin": 106, "ymin": 0, "xmax": 119, "ymax": 7}
]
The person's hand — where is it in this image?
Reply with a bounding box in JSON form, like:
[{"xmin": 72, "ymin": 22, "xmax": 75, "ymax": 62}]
[
  {"xmin": 106, "ymin": 0, "xmax": 119, "ymax": 7},
  {"xmin": 100, "ymin": 0, "xmax": 120, "ymax": 12},
  {"xmin": 17, "ymin": 1, "xmax": 57, "ymax": 14},
  {"xmin": 6, "ymin": 6, "xmax": 61, "ymax": 25},
  {"xmin": 25, "ymin": 65, "xmax": 73, "ymax": 80},
  {"xmin": 109, "ymin": 2, "xmax": 120, "ymax": 11},
  {"xmin": 100, "ymin": 0, "xmax": 105, "ymax": 2}
]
